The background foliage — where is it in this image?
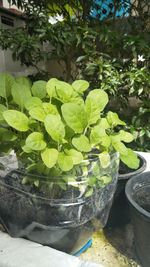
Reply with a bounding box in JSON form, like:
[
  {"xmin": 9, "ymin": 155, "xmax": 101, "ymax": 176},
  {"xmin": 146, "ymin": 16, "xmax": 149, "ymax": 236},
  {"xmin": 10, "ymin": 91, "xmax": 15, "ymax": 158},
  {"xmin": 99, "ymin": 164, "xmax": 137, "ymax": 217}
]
[{"xmin": 0, "ymin": 0, "xmax": 150, "ymax": 151}]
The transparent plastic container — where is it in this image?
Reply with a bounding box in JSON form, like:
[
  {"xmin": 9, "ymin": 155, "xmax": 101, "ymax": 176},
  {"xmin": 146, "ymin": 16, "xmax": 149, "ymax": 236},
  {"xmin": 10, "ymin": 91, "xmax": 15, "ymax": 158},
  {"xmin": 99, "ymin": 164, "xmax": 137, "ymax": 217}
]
[{"xmin": 0, "ymin": 153, "xmax": 119, "ymax": 254}]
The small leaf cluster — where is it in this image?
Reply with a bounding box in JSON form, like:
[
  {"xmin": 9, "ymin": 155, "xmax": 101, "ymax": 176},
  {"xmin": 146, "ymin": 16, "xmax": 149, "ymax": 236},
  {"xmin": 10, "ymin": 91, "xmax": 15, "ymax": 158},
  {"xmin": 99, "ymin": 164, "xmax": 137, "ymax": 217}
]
[{"xmin": 0, "ymin": 73, "xmax": 139, "ymax": 179}]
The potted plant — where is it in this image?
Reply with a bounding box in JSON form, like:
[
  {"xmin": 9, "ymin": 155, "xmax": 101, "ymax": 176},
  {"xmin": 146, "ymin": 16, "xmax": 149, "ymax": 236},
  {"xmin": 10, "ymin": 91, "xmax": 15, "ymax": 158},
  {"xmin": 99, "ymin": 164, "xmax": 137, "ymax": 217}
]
[
  {"xmin": 0, "ymin": 73, "xmax": 139, "ymax": 254},
  {"xmin": 125, "ymin": 171, "xmax": 150, "ymax": 267}
]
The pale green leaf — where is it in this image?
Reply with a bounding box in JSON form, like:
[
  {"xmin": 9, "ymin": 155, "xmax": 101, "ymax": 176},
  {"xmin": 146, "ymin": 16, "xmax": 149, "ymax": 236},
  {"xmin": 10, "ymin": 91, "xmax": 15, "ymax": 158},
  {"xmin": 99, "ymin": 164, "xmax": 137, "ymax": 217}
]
[
  {"xmin": 41, "ymin": 148, "xmax": 58, "ymax": 168},
  {"xmin": 72, "ymin": 135, "xmax": 91, "ymax": 152},
  {"xmin": 0, "ymin": 73, "xmax": 14, "ymax": 99},
  {"xmin": 107, "ymin": 112, "xmax": 126, "ymax": 127},
  {"xmin": 54, "ymin": 80, "xmax": 74, "ymax": 103},
  {"xmin": 15, "ymin": 76, "xmax": 32, "ymax": 88},
  {"xmin": 42, "ymin": 103, "xmax": 58, "ymax": 115},
  {"xmin": 26, "ymin": 132, "xmax": 46, "ymax": 151},
  {"xmin": 11, "ymin": 82, "xmax": 31, "ymax": 109},
  {"xmin": 0, "ymin": 104, "xmax": 7, "ymax": 121},
  {"xmin": 61, "ymin": 103, "xmax": 87, "ymax": 133},
  {"xmin": 44, "ymin": 114, "xmax": 65, "ymax": 142},
  {"xmin": 112, "ymin": 140, "xmax": 128, "ymax": 155},
  {"xmin": 57, "ymin": 152, "xmax": 73, "ymax": 171},
  {"xmin": 29, "ymin": 107, "xmax": 46, "ymax": 122},
  {"xmin": 31, "ymin": 80, "xmax": 47, "ymax": 99},
  {"xmin": 25, "ymin": 97, "xmax": 42, "ymax": 110},
  {"xmin": 66, "ymin": 149, "xmax": 83, "ymax": 165},
  {"xmin": 72, "ymin": 80, "xmax": 89, "ymax": 94},
  {"xmin": 118, "ymin": 130, "xmax": 134, "ymax": 143},
  {"xmin": 3, "ymin": 110, "xmax": 29, "ymax": 132},
  {"xmin": 120, "ymin": 149, "xmax": 140, "ymax": 169},
  {"xmin": 22, "ymin": 145, "xmax": 32, "ymax": 153},
  {"xmin": 90, "ymin": 125, "xmax": 110, "ymax": 147},
  {"xmin": 85, "ymin": 89, "xmax": 108, "ymax": 125},
  {"xmin": 99, "ymin": 153, "xmax": 110, "ymax": 168},
  {"xmin": 98, "ymin": 118, "xmax": 110, "ymax": 129},
  {"xmin": 46, "ymin": 78, "xmax": 58, "ymax": 98}
]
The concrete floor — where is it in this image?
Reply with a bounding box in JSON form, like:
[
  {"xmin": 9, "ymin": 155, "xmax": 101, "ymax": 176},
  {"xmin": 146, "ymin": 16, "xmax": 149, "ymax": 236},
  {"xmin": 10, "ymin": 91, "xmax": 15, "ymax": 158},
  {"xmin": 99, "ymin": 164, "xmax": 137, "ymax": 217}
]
[{"xmin": 80, "ymin": 225, "xmax": 141, "ymax": 267}]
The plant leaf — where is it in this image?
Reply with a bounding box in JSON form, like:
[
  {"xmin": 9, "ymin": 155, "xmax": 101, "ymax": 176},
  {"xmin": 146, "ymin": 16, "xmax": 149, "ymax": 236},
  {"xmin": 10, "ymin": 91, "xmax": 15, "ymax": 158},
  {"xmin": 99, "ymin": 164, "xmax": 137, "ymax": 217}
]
[
  {"xmin": 41, "ymin": 148, "xmax": 58, "ymax": 168},
  {"xmin": 0, "ymin": 104, "xmax": 7, "ymax": 121},
  {"xmin": 72, "ymin": 80, "xmax": 89, "ymax": 94},
  {"xmin": 57, "ymin": 152, "xmax": 73, "ymax": 171},
  {"xmin": 25, "ymin": 97, "xmax": 42, "ymax": 110},
  {"xmin": 61, "ymin": 103, "xmax": 87, "ymax": 133},
  {"xmin": 99, "ymin": 153, "xmax": 110, "ymax": 168},
  {"xmin": 118, "ymin": 130, "xmax": 134, "ymax": 143},
  {"xmin": 107, "ymin": 112, "xmax": 126, "ymax": 127},
  {"xmin": 90, "ymin": 125, "xmax": 111, "ymax": 147},
  {"xmin": 120, "ymin": 149, "xmax": 140, "ymax": 169},
  {"xmin": 46, "ymin": 78, "xmax": 58, "ymax": 98},
  {"xmin": 72, "ymin": 135, "xmax": 91, "ymax": 152},
  {"xmin": 42, "ymin": 103, "xmax": 58, "ymax": 115},
  {"xmin": 66, "ymin": 149, "xmax": 83, "ymax": 165},
  {"xmin": 11, "ymin": 82, "xmax": 31, "ymax": 109},
  {"xmin": 85, "ymin": 89, "xmax": 108, "ymax": 125},
  {"xmin": 3, "ymin": 110, "xmax": 29, "ymax": 132},
  {"xmin": 15, "ymin": 76, "xmax": 32, "ymax": 88},
  {"xmin": 29, "ymin": 107, "xmax": 46, "ymax": 122},
  {"xmin": 44, "ymin": 114, "xmax": 65, "ymax": 142},
  {"xmin": 31, "ymin": 80, "xmax": 47, "ymax": 99},
  {"xmin": 0, "ymin": 73, "xmax": 14, "ymax": 99},
  {"xmin": 26, "ymin": 132, "xmax": 46, "ymax": 151}
]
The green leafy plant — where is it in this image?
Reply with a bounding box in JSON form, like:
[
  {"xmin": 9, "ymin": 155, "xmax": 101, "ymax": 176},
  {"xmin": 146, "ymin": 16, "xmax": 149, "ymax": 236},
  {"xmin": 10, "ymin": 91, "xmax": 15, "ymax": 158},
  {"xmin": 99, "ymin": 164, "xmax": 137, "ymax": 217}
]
[{"xmin": 0, "ymin": 73, "xmax": 139, "ymax": 192}]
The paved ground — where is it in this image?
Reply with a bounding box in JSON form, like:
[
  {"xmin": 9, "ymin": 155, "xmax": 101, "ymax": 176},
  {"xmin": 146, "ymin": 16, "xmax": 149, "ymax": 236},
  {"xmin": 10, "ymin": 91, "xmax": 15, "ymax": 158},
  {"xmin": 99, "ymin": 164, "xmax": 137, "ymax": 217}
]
[{"xmin": 80, "ymin": 224, "xmax": 141, "ymax": 267}]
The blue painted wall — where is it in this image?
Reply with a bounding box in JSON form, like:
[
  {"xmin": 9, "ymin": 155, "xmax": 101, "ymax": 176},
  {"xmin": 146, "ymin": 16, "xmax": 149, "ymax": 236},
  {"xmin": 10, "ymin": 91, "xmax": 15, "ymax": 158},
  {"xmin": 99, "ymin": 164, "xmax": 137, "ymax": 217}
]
[{"xmin": 91, "ymin": 0, "xmax": 131, "ymax": 20}]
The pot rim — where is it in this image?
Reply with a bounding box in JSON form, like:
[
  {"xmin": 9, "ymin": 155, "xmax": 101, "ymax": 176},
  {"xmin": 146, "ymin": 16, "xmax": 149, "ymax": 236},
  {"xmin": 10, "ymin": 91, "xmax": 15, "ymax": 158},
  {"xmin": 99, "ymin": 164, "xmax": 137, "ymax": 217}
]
[{"xmin": 125, "ymin": 171, "xmax": 150, "ymax": 219}]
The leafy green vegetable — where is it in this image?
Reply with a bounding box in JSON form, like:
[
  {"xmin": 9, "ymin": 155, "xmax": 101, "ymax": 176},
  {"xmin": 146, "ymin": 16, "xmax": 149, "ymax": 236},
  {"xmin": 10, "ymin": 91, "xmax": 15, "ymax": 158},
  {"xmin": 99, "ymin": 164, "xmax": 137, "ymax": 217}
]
[
  {"xmin": 41, "ymin": 148, "xmax": 58, "ymax": 168},
  {"xmin": 44, "ymin": 114, "xmax": 65, "ymax": 142},
  {"xmin": 3, "ymin": 110, "xmax": 29, "ymax": 132},
  {"xmin": 72, "ymin": 135, "xmax": 91, "ymax": 152},
  {"xmin": 62, "ymin": 103, "xmax": 87, "ymax": 133},
  {"xmin": 31, "ymin": 80, "xmax": 47, "ymax": 99},
  {"xmin": 25, "ymin": 132, "xmax": 46, "ymax": 151}
]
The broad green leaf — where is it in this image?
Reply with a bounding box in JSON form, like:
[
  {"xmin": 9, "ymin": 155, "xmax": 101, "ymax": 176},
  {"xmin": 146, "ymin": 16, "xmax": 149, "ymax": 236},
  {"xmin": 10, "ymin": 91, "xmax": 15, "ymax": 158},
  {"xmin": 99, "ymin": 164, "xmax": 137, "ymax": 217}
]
[
  {"xmin": 41, "ymin": 148, "xmax": 58, "ymax": 168},
  {"xmin": 107, "ymin": 112, "xmax": 126, "ymax": 127},
  {"xmin": 98, "ymin": 118, "xmax": 110, "ymax": 129},
  {"xmin": 26, "ymin": 132, "xmax": 46, "ymax": 151},
  {"xmin": 118, "ymin": 130, "xmax": 134, "ymax": 143},
  {"xmin": 55, "ymin": 81, "xmax": 74, "ymax": 103},
  {"xmin": 72, "ymin": 80, "xmax": 89, "ymax": 94},
  {"xmin": 42, "ymin": 103, "xmax": 58, "ymax": 115},
  {"xmin": 44, "ymin": 114, "xmax": 65, "ymax": 142},
  {"xmin": 22, "ymin": 145, "xmax": 32, "ymax": 153},
  {"xmin": 112, "ymin": 140, "xmax": 128, "ymax": 155},
  {"xmin": 120, "ymin": 149, "xmax": 140, "ymax": 169},
  {"xmin": 85, "ymin": 89, "xmax": 108, "ymax": 125},
  {"xmin": 31, "ymin": 80, "xmax": 47, "ymax": 99},
  {"xmin": 15, "ymin": 76, "xmax": 32, "ymax": 88},
  {"xmin": 0, "ymin": 104, "xmax": 7, "ymax": 121},
  {"xmin": 46, "ymin": 78, "xmax": 58, "ymax": 98},
  {"xmin": 99, "ymin": 153, "xmax": 110, "ymax": 168},
  {"xmin": 0, "ymin": 73, "xmax": 14, "ymax": 99},
  {"xmin": 11, "ymin": 82, "xmax": 31, "ymax": 109},
  {"xmin": 29, "ymin": 107, "xmax": 46, "ymax": 122},
  {"xmin": 72, "ymin": 135, "xmax": 91, "ymax": 152},
  {"xmin": 25, "ymin": 97, "xmax": 42, "ymax": 110},
  {"xmin": 3, "ymin": 110, "xmax": 29, "ymax": 132},
  {"xmin": 57, "ymin": 152, "xmax": 73, "ymax": 171},
  {"xmin": 85, "ymin": 188, "xmax": 93, "ymax": 197},
  {"xmin": 61, "ymin": 103, "xmax": 87, "ymax": 133},
  {"xmin": 90, "ymin": 125, "xmax": 110, "ymax": 147},
  {"xmin": 66, "ymin": 149, "xmax": 83, "ymax": 165}
]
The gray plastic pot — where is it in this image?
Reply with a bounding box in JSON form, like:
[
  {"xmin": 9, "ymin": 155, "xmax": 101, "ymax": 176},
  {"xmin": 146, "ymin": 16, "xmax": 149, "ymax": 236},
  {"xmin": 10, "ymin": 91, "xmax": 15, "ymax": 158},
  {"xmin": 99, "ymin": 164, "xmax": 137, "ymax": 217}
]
[
  {"xmin": 125, "ymin": 171, "xmax": 150, "ymax": 267},
  {"xmin": 106, "ymin": 153, "xmax": 147, "ymax": 228}
]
